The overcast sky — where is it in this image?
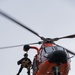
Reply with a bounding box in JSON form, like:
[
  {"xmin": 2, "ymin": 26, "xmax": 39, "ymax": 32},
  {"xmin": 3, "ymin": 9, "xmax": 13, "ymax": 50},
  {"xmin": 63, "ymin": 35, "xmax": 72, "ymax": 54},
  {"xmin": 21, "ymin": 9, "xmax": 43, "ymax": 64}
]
[{"xmin": 0, "ymin": 0, "xmax": 75, "ymax": 75}]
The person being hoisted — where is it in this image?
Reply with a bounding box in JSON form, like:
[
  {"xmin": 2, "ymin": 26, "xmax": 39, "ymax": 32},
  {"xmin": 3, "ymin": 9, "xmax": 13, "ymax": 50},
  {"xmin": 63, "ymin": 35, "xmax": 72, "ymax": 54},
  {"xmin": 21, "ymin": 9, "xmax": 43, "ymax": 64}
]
[{"xmin": 17, "ymin": 53, "xmax": 32, "ymax": 75}]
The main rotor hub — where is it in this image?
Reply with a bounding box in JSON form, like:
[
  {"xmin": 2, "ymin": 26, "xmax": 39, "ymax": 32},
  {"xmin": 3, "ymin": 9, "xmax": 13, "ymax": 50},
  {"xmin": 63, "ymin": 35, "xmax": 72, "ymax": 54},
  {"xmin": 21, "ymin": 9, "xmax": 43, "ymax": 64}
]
[{"xmin": 44, "ymin": 38, "xmax": 54, "ymax": 44}]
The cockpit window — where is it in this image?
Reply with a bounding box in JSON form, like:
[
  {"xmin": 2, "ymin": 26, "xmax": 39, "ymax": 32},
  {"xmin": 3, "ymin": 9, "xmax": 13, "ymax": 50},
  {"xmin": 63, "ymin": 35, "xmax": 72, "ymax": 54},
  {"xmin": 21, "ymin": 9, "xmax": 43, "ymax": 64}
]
[
  {"xmin": 41, "ymin": 46, "xmax": 54, "ymax": 56},
  {"xmin": 45, "ymin": 47, "xmax": 54, "ymax": 53},
  {"xmin": 41, "ymin": 45, "xmax": 66, "ymax": 56},
  {"xmin": 38, "ymin": 45, "xmax": 70, "ymax": 62},
  {"xmin": 55, "ymin": 46, "xmax": 64, "ymax": 51}
]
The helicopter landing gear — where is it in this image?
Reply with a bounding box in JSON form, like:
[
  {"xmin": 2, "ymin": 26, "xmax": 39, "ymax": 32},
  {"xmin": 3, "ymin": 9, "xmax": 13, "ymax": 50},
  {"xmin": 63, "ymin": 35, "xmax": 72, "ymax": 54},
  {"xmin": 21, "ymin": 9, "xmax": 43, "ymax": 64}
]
[
  {"xmin": 52, "ymin": 66, "xmax": 60, "ymax": 75},
  {"xmin": 54, "ymin": 72, "xmax": 60, "ymax": 75}
]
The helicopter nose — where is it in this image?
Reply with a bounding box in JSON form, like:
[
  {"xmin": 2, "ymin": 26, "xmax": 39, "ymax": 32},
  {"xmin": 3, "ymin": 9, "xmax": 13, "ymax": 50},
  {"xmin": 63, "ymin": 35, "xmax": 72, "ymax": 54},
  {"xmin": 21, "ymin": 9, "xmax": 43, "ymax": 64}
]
[{"xmin": 48, "ymin": 50, "xmax": 67, "ymax": 64}]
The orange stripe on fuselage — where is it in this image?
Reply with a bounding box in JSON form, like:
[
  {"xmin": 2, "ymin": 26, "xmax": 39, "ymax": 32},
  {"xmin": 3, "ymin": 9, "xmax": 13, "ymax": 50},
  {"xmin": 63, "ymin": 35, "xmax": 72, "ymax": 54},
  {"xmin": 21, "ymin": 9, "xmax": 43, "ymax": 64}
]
[{"xmin": 44, "ymin": 43, "xmax": 53, "ymax": 47}]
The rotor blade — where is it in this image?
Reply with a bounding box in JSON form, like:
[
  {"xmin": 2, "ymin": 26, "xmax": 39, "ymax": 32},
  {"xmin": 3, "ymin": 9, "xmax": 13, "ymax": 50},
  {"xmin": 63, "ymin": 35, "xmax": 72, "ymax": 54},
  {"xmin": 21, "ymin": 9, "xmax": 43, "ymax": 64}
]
[
  {"xmin": 0, "ymin": 44, "xmax": 24, "ymax": 49},
  {"xmin": 0, "ymin": 10, "xmax": 42, "ymax": 39},
  {"xmin": 0, "ymin": 41, "xmax": 42, "ymax": 49},
  {"xmin": 66, "ymin": 50, "xmax": 75, "ymax": 55},
  {"xmin": 59, "ymin": 34, "xmax": 75, "ymax": 39},
  {"xmin": 53, "ymin": 34, "xmax": 75, "ymax": 41}
]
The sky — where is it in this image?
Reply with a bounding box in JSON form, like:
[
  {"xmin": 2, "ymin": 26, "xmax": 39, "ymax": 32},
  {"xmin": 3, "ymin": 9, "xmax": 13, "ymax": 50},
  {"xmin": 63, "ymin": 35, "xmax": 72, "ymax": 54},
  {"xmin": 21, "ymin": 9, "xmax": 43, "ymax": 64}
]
[{"xmin": 0, "ymin": 0, "xmax": 75, "ymax": 75}]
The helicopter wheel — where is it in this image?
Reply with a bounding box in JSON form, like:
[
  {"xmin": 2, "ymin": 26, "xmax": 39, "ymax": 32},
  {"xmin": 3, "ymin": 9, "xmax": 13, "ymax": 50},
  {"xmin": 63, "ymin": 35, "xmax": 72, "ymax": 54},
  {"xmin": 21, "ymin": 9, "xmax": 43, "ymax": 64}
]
[
  {"xmin": 54, "ymin": 72, "xmax": 60, "ymax": 75},
  {"xmin": 52, "ymin": 67, "xmax": 60, "ymax": 75}
]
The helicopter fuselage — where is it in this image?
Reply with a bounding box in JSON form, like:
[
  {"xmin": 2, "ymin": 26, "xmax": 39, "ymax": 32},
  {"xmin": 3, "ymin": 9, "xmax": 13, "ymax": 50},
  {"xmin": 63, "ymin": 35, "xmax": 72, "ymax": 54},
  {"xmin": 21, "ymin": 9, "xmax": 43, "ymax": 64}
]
[{"xmin": 32, "ymin": 43, "xmax": 71, "ymax": 75}]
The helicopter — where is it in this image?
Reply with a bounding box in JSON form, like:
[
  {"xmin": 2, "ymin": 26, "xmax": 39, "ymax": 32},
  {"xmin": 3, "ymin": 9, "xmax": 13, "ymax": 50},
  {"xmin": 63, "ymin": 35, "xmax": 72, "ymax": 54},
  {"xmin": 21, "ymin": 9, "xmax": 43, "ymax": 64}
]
[{"xmin": 0, "ymin": 10, "xmax": 75, "ymax": 75}]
